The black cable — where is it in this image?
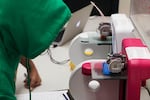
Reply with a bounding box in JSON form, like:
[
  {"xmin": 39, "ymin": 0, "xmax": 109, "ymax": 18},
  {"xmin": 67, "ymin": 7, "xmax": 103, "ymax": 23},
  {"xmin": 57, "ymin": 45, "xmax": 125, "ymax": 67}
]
[{"xmin": 26, "ymin": 58, "xmax": 32, "ymax": 100}]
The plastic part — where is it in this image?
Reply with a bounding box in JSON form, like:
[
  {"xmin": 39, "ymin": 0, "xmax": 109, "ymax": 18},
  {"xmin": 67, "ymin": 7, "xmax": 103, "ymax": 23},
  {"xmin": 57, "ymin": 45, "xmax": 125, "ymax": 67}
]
[
  {"xmin": 109, "ymin": 58, "xmax": 124, "ymax": 73},
  {"xmin": 102, "ymin": 62, "xmax": 111, "ymax": 75},
  {"xmin": 111, "ymin": 14, "xmax": 135, "ymax": 53},
  {"xmin": 122, "ymin": 38, "xmax": 150, "ymax": 100},
  {"xmin": 69, "ymin": 61, "xmax": 76, "ymax": 71},
  {"xmin": 88, "ymin": 80, "xmax": 100, "ymax": 92},
  {"xmin": 82, "ymin": 62, "xmax": 91, "ymax": 75},
  {"xmin": 84, "ymin": 48, "xmax": 94, "ymax": 56}
]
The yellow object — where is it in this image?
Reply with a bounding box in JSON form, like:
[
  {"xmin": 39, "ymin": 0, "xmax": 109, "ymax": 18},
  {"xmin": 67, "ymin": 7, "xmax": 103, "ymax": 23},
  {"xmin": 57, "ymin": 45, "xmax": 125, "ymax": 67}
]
[
  {"xmin": 69, "ymin": 61, "xmax": 76, "ymax": 71},
  {"xmin": 84, "ymin": 48, "xmax": 94, "ymax": 56}
]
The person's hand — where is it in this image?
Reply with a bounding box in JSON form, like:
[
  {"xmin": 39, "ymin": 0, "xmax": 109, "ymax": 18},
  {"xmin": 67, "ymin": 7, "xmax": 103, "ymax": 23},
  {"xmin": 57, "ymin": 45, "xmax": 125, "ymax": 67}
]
[{"xmin": 24, "ymin": 68, "xmax": 41, "ymax": 90}]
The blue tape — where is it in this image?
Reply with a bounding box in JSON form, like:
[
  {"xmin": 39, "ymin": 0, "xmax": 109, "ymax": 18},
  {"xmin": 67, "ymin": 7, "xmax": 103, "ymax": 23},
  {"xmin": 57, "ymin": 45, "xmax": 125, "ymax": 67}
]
[{"xmin": 102, "ymin": 62, "xmax": 111, "ymax": 75}]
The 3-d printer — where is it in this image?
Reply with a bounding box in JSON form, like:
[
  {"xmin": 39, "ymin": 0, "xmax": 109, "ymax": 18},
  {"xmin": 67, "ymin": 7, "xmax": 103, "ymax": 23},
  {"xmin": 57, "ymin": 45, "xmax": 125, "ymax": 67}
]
[{"xmin": 68, "ymin": 0, "xmax": 150, "ymax": 99}]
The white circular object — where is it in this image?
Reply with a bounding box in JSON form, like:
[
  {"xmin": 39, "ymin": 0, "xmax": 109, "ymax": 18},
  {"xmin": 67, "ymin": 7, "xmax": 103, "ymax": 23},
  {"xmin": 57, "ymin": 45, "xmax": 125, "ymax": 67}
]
[{"xmin": 88, "ymin": 80, "xmax": 100, "ymax": 92}]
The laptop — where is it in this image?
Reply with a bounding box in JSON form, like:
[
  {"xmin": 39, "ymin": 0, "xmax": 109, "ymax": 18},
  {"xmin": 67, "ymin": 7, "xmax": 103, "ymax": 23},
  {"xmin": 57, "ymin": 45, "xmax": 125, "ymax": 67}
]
[{"xmin": 52, "ymin": 4, "xmax": 93, "ymax": 46}]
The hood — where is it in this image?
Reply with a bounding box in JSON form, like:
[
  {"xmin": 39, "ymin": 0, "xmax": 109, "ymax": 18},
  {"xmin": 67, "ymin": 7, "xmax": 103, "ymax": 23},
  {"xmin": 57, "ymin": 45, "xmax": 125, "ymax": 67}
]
[{"xmin": 0, "ymin": 0, "xmax": 71, "ymax": 58}]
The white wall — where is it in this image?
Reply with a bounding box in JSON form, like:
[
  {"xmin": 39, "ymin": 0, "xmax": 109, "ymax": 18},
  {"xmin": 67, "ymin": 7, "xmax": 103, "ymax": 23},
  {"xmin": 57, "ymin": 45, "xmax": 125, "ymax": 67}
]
[{"xmin": 119, "ymin": 0, "xmax": 131, "ymax": 16}]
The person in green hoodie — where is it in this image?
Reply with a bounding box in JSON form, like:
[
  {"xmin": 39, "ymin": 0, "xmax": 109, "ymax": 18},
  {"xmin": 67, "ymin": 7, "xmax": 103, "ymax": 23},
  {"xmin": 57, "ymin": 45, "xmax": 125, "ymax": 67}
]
[{"xmin": 0, "ymin": 0, "xmax": 71, "ymax": 100}]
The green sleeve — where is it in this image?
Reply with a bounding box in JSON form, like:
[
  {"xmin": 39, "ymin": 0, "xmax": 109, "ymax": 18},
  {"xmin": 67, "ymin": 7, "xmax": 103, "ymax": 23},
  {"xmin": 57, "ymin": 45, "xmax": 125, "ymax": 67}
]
[{"xmin": 0, "ymin": 0, "xmax": 71, "ymax": 58}]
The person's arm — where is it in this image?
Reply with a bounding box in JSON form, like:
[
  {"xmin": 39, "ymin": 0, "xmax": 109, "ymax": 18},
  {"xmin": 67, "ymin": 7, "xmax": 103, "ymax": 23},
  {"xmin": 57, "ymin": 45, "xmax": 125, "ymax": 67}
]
[{"xmin": 20, "ymin": 57, "xmax": 41, "ymax": 90}]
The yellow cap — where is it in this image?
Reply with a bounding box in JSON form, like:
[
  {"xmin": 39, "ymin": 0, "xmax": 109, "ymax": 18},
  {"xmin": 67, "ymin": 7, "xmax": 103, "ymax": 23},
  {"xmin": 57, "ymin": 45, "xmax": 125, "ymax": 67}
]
[
  {"xmin": 69, "ymin": 61, "xmax": 76, "ymax": 71},
  {"xmin": 84, "ymin": 48, "xmax": 94, "ymax": 56}
]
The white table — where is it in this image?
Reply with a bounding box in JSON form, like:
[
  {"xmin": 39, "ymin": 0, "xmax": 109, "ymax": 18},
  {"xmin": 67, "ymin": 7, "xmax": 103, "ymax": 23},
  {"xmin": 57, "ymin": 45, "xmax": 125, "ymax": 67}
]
[{"xmin": 16, "ymin": 42, "xmax": 71, "ymax": 94}]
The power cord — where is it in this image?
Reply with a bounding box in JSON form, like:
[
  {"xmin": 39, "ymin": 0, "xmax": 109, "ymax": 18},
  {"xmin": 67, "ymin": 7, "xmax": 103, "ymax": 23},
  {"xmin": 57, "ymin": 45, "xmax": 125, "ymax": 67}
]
[
  {"xmin": 47, "ymin": 47, "xmax": 70, "ymax": 65},
  {"xmin": 90, "ymin": 1, "xmax": 104, "ymax": 16}
]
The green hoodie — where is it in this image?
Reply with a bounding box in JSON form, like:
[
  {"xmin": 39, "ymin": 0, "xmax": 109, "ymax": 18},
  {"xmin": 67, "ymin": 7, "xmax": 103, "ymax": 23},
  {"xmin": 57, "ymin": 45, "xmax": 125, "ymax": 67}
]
[{"xmin": 0, "ymin": 0, "xmax": 71, "ymax": 99}]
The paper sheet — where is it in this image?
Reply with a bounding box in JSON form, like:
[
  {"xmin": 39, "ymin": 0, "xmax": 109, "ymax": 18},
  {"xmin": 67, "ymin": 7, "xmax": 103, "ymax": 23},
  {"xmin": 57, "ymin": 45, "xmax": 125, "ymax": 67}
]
[{"xmin": 16, "ymin": 90, "xmax": 69, "ymax": 100}]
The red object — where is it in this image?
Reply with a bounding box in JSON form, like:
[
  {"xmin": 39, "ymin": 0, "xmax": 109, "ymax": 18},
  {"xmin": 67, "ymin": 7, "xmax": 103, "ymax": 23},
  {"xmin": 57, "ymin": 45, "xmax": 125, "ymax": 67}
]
[
  {"xmin": 122, "ymin": 38, "xmax": 150, "ymax": 100},
  {"xmin": 93, "ymin": 62, "xmax": 103, "ymax": 73},
  {"xmin": 82, "ymin": 62, "xmax": 91, "ymax": 75}
]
